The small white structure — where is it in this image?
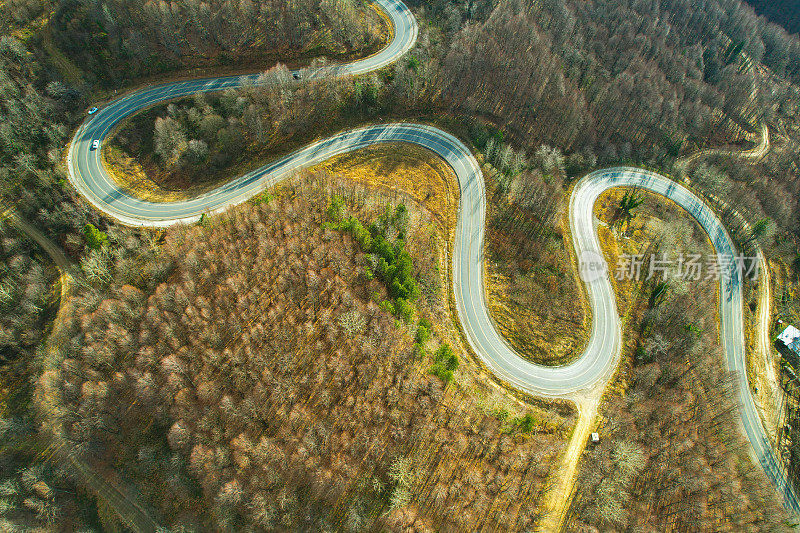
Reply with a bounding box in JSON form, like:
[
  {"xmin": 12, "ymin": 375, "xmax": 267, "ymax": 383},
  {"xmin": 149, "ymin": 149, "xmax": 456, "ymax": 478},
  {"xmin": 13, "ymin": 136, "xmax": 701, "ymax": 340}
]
[
  {"xmin": 590, "ymin": 432, "xmax": 600, "ymax": 443},
  {"xmin": 778, "ymin": 325, "xmax": 800, "ymax": 354}
]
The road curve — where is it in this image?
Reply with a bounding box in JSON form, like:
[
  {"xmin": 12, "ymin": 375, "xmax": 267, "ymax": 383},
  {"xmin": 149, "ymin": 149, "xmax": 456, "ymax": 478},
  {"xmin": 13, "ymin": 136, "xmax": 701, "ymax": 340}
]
[
  {"xmin": 66, "ymin": 0, "xmax": 418, "ymax": 227},
  {"xmin": 66, "ymin": 0, "xmax": 797, "ymax": 513},
  {"xmin": 676, "ymin": 122, "xmax": 770, "ymax": 175}
]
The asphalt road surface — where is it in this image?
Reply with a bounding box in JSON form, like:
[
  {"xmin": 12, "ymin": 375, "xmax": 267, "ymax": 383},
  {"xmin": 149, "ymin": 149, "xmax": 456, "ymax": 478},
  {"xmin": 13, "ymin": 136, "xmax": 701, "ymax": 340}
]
[{"xmin": 66, "ymin": 0, "xmax": 798, "ymax": 513}]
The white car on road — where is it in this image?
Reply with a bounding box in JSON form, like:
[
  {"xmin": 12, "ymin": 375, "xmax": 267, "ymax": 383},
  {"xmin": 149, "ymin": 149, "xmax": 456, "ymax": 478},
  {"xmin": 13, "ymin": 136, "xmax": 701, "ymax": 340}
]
[{"xmin": 91, "ymin": 140, "xmax": 100, "ymax": 150}]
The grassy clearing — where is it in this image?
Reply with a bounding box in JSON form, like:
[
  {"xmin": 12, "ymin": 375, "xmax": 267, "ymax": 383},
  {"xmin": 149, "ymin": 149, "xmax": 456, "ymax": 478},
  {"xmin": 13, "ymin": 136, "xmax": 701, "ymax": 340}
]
[
  {"xmin": 483, "ymin": 249, "xmax": 587, "ymax": 366},
  {"xmin": 307, "ymin": 143, "xmax": 460, "ymax": 239},
  {"xmin": 593, "ymin": 189, "xmax": 660, "ymax": 315},
  {"xmin": 102, "ymin": 145, "xmax": 195, "ymax": 202}
]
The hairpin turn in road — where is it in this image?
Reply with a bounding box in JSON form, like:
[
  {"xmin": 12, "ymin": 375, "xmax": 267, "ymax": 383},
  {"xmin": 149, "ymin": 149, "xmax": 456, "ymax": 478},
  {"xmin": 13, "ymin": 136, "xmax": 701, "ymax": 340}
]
[{"xmin": 66, "ymin": 0, "xmax": 798, "ymax": 512}]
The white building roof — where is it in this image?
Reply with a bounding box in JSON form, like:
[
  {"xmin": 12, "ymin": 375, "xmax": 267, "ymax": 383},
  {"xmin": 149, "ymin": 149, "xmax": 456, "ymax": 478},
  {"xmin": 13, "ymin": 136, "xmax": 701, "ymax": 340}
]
[{"xmin": 778, "ymin": 325, "xmax": 800, "ymax": 356}]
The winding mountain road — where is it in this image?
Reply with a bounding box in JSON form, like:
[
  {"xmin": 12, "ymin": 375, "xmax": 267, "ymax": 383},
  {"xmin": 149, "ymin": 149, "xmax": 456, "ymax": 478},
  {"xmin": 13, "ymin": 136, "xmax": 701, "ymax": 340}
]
[{"xmin": 66, "ymin": 0, "xmax": 797, "ymax": 516}]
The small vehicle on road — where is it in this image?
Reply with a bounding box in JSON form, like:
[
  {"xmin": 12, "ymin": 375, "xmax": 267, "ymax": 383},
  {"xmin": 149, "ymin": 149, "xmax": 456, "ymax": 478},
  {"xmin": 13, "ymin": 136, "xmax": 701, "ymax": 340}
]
[
  {"xmin": 91, "ymin": 140, "xmax": 100, "ymax": 150},
  {"xmin": 88, "ymin": 107, "xmax": 98, "ymax": 114},
  {"xmin": 293, "ymin": 72, "xmax": 301, "ymax": 80}
]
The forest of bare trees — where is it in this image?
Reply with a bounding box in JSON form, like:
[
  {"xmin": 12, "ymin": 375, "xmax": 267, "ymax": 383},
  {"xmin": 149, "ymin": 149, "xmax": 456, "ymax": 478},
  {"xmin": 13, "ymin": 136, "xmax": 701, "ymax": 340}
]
[
  {"xmin": 564, "ymin": 190, "xmax": 789, "ymax": 531},
  {"xmin": 0, "ymin": 225, "xmax": 54, "ymax": 363},
  {"xmin": 1, "ymin": 0, "xmax": 800, "ymax": 528},
  {"xmin": 51, "ymin": 0, "xmax": 383, "ymax": 86},
  {"xmin": 568, "ymin": 286, "xmax": 787, "ymax": 530},
  {"xmin": 38, "ymin": 180, "xmax": 570, "ymax": 531},
  {"xmin": 423, "ymin": 0, "xmax": 772, "ymax": 160}
]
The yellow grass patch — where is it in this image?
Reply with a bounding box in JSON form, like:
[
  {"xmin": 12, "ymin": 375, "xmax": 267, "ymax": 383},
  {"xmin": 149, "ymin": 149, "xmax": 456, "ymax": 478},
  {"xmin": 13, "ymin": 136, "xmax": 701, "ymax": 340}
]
[
  {"xmin": 483, "ymin": 256, "xmax": 588, "ymax": 366},
  {"xmin": 102, "ymin": 146, "xmax": 194, "ymax": 203},
  {"xmin": 308, "ymin": 143, "xmax": 460, "ymax": 238},
  {"xmin": 481, "ymin": 170, "xmax": 587, "ymax": 367}
]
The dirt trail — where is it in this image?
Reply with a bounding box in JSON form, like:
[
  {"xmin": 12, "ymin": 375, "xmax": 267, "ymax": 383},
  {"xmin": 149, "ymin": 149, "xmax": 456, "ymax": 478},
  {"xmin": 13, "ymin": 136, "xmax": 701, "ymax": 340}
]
[
  {"xmin": 756, "ymin": 253, "xmax": 780, "ymax": 428},
  {"xmin": 41, "ymin": 26, "xmax": 84, "ymax": 88},
  {"xmin": 676, "ymin": 122, "xmax": 769, "ymax": 172},
  {"xmin": 537, "ymin": 394, "xmax": 599, "ymax": 532}
]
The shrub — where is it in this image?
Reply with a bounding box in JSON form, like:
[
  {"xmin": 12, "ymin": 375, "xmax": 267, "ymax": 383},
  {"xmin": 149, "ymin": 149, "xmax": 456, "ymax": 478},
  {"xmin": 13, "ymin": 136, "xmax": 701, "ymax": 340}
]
[
  {"xmin": 338, "ymin": 310, "xmax": 366, "ymax": 336},
  {"xmin": 429, "ymin": 343, "xmax": 458, "ymax": 384},
  {"xmin": 412, "ymin": 343, "xmax": 427, "ymax": 359},
  {"xmin": 251, "ymin": 192, "xmax": 274, "ymax": 205},
  {"xmin": 379, "ymin": 300, "xmax": 395, "ymax": 315},
  {"xmin": 415, "ymin": 321, "xmax": 430, "ymax": 343},
  {"xmin": 395, "ymin": 297, "xmax": 414, "ymax": 323},
  {"xmin": 510, "ymin": 413, "xmax": 538, "ymax": 434},
  {"xmin": 326, "ymin": 195, "xmax": 345, "ymax": 223},
  {"xmin": 83, "ymin": 223, "xmax": 107, "ymax": 250}
]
